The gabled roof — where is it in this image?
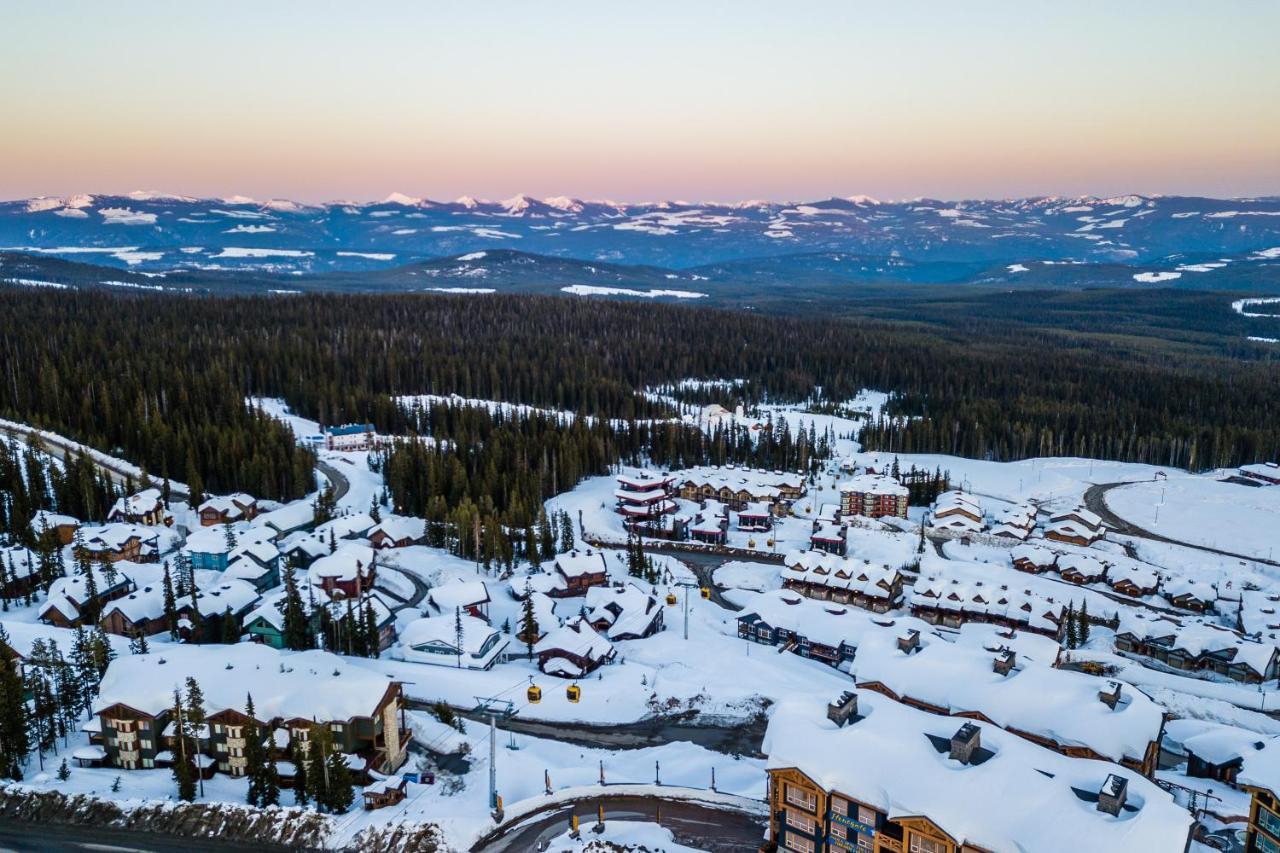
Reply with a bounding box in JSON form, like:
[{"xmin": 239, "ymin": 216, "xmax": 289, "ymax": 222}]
[{"xmin": 534, "ymin": 617, "xmax": 614, "ymax": 661}]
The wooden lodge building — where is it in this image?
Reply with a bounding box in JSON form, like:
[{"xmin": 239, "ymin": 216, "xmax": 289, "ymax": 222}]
[
  {"xmin": 197, "ymin": 493, "xmax": 260, "ymax": 527},
  {"xmin": 1114, "ymin": 612, "xmax": 1280, "ymax": 684},
  {"xmin": 92, "ymin": 644, "xmax": 408, "ymax": 777},
  {"xmin": 673, "ymin": 465, "xmax": 805, "ymax": 514},
  {"xmin": 781, "ymin": 550, "xmax": 905, "ymax": 614},
  {"xmin": 762, "ymin": 694, "xmax": 1192, "ymax": 853},
  {"xmin": 909, "ymin": 568, "xmax": 1068, "ymax": 640}
]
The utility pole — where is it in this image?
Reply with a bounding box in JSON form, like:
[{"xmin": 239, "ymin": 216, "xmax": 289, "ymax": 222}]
[{"xmin": 488, "ymin": 713, "xmax": 498, "ymax": 810}]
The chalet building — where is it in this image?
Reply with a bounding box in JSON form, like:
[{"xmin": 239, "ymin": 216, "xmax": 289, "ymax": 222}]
[
  {"xmin": 1240, "ymin": 461, "xmax": 1280, "ymax": 486},
  {"xmin": 224, "ymin": 538, "xmax": 283, "ymax": 592},
  {"xmin": 280, "ymin": 532, "xmax": 331, "ymax": 571},
  {"xmin": 1162, "ymin": 578, "xmax": 1217, "ymax": 613},
  {"xmin": 737, "ymin": 501, "xmax": 774, "ymax": 532},
  {"xmin": 98, "ymin": 583, "xmax": 173, "ymax": 637},
  {"xmin": 931, "ymin": 491, "xmax": 983, "ymax": 524},
  {"xmin": 242, "ymin": 591, "xmax": 321, "ymax": 649},
  {"xmin": 1114, "ymin": 613, "xmax": 1279, "ymax": 684},
  {"xmin": 1164, "ymin": 719, "xmax": 1251, "ymax": 786},
  {"xmin": 176, "ymin": 580, "xmax": 262, "ymax": 641},
  {"xmin": 30, "ymin": 509, "xmax": 80, "ymax": 545},
  {"xmin": 808, "ymin": 520, "xmax": 847, "ymax": 556},
  {"xmin": 674, "ymin": 465, "xmax": 805, "ymax": 514},
  {"xmin": 1010, "ymin": 543, "xmax": 1056, "ymax": 574},
  {"xmin": 1044, "ymin": 507, "xmax": 1106, "ymax": 547},
  {"xmin": 363, "ymin": 775, "xmax": 408, "ymax": 810},
  {"xmin": 781, "ymin": 550, "xmax": 904, "ymax": 613},
  {"xmin": 534, "ymin": 617, "xmax": 616, "ymax": 678},
  {"xmin": 990, "ymin": 504, "xmax": 1036, "ymax": 541},
  {"xmin": 584, "ymin": 583, "xmax": 664, "ymax": 640},
  {"xmin": 197, "ymin": 494, "xmax": 259, "ymax": 527},
  {"xmin": 398, "ymin": 613, "xmax": 509, "ymax": 670},
  {"xmin": 108, "ymin": 488, "xmax": 167, "ymax": 526},
  {"xmin": 252, "ymin": 500, "xmax": 316, "ymax": 541},
  {"xmin": 849, "ymin": 628, "xmax": 1166, "ymax": 776},
  {"xmin": 92, "ymin": 644, "xmax": 408, "ymax": 776},
  {"xmin": 735, "ymin": 589, "xmax": 923, "ymax": 669},
  {"xmin": 838, "ymin": 474, "xmax": 908, "ymax": 520},
  {"xmin": 324, "ymin": 423, "xmax": 377, "ymax": 452},
  {"xmin": 550, "ymin": 550, "xmax": 609, "ymax": 598},
  {"xmin": 39, "ymin": 567, "xmax": 136, "ymax": 629},
  {"xmin": 615, "ymin": 471, "xmax": 677, "ymax": 521},
  {"xmin": 689, "ymin": 500, "xmax": 729, "ymax": 546},
  {"xmin": 1230, "ymin": 731, "xmax": 1280, "ymax": 853},
  {"xmin": 763, "ymin": 694, "xmax": 1192, "ymax": 853},
  {"xmin": 77, "ymin": 524, "xmax": 161, "ymax": 564},
  {"xmin": 1057, "ymin": 553, "xmax": 1108, "ymax": 585},
  {"xmin": 426, "ymin": 580, "xmax": 492, "ymax": 622},
  {"xmin": 367, "ymin": 515, "xmax": 427, "ymax": 549},
  {"xmin": 1108, "ymin": 563, "xmax": 1160, "ymax": 598},
  {"xmin": 307, "ymin": 544, "xmax": 377, "ymax": 599},
  {"xmin": 909, "ymin": 569, "xmax": 1066, "ymax": 640},
  {"xmin": 0, "ymin": 545, "xmax": 40, "ymax": 600}
]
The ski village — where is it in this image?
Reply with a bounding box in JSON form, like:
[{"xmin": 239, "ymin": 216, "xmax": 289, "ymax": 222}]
[{"xmin": 1, "ymin": 388, "xmax": 1279, "ymax": 853}]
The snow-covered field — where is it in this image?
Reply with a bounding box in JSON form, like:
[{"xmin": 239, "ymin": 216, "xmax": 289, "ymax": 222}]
[{"xmin": 1106, "ymin": 478, "xmax": 1280, "ymax": 561}]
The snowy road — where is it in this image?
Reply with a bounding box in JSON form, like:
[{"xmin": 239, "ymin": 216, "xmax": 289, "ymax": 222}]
[{"xmin": 0, "ymin": 822, "xmax": 276, "ymax": 852}]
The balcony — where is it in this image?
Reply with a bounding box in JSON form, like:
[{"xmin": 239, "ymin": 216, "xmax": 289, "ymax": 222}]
[
  {"xmin": 117, "ymin": 750, "xmax": 140, "ymax": 764},
  {"xmin": 225, "ymin": 737, "xmax": 246, "ymax": 750}
]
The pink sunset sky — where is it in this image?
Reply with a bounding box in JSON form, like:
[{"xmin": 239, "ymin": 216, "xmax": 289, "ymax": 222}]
[{"xmin": 2, "ymin": 1, "xmax": 1278, "ymax": 203}]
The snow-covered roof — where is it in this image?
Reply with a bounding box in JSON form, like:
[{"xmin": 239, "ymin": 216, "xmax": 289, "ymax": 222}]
[
  {"xmin": 0, "ymin": 545, "xmax": 38, "ymax": 580},
  {"xmin": 109, "ymin": 488, "xmax": 163, "ymax": 518},
  {"xmin": 933, "ymin": 491, "xmax": 982, "ymax": 515},
  {"xmin": 1050, "ymin": 506, "xmax": 1103, "ymax": 529},
  {"xmin": 852, "ymin": 631, "xmax": 1163, "ymax": 764},
  {"xmin": 0, "ymin": 619, "xmax": 130, "ymax": 659},
  {"xmin": 933, "ymin": 514, "xmax": 984, "ymax": 533},
  {"xmin": 1057, "ymin": 553, "xmax": 1107, "ymax": 580},
  {"xmin": 401, "ymin": 613, "xmax": 504, "ymax": 658},
  {"xmin": 1010, "ymin": 543, "xmax": 1056, "ymax": 567},
  {"xmin": 554, "ymin": 550, "xmax": 606, "ymax": 578},
  {"xmin": 510, "ymin": 571, "xmax": 567, "ymax": 598},
  {"xmin": 738, "ymin": 500, "xmax": 773, "ymax": 517},
  {"xmin": 252, "ymin": 500, "xmax": 314, "ymax": 535},
  {"xmin": 1162, "ymin": 576, "xmax": 1217, "ymax": 602},
  {"xmin": 190, "ymin": 578, "xmax": 261, "ymax": 617},
  {"xmin": 314, "ymin": 512, "xmax": 376, "ymax": 541},
  {"xmin": 738, "ymin": 588, "xmax": 926, "ymax": 651},
  {"xmin": 93, "ymin": 643, "xmax": 398, "ymax": 721},
  {"xmin": 81, "ymin": 522, "xmax": 161, "ymax": 552},
  {"xmin": 428, "ymin": 580, "xmax": 490, "ymax": 611},
  {"xmin": 782, "ymin": 551, "xmax": 901, "ymax": 599},
  {"xmin": 534, "ymin": 617, "xmax": 614, "ymax": 661},
  {"xmin": 672, "ymin": 464, "xmax": 803, "ymax": 497},
  {"xmin": 369, "ymin": 515, "xmax": 426, "ymax": 543},
  {"xmin": 585, "ymin": 583, "xmax": 661, "ymax": 639},
  {"xmin": 839, "ymin": 474, "xmax": 908, "ymax": 497},
  {"xmin": 911, "ymin": 564, "xmax": 1067, "ymax": 634},
  {"xmin": 764, "ymin": 695, "xmax": 1192, "ymax": 853},
  {"xmin": 1117, "ymin": 611, "xmax": 1278, "ymax": 675},
  {"xmin": 308, "ymin": 543, "xmax": 376, "ymax": 584},
  {"xmin": 197, "ymin": 493, "xmax": 257, "ymax": 518},
  {"xmin": 31, "ymin": 509, "xmax": 79, "ymax": 531}
]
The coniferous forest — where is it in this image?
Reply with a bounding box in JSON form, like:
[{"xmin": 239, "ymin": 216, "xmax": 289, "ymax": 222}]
[{"xmin": 0, "ymin": 288, "xmax": 1278, "ymax": 511}]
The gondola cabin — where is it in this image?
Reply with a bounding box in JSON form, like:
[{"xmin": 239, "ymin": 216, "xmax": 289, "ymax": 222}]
[
  {"xmin": 566, "ymin": 683, "xmax": 581, "ymax": 703},
  {"xmin": 527, "ymin": 684, "xmax": 542, "ymax": 704}
]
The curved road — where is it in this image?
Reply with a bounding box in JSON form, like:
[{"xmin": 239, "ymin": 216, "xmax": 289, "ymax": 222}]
[
  {"xmin": 0, "ymin": 422, "xmax": 190, "ymax": 501},
  {"xmin": 1085, "ymin": 481, "xmax": 1279, "ymax": 568},
  {"xmin": 470, "ymin": 795, "xmax": 767, "ymax": 853},
  {"xmin": 315, "ymin": 459, "xmax": 352, "ymax": 504}
]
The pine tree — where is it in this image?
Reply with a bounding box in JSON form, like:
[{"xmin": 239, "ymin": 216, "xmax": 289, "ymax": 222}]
[
  {"xmin": 220, "ymin": 607, "xmax": 239, "ymax": 644},
  {"xmin": 1064, "ymin": 603, "xmax": 1079, "ymax": 650},
  {"xmin": 244, "ymin": 694, "xmax": 266, "ymax": 807},
  {"xmin": 129, "ymin": 632, "xmax": 149, "ymax": 655},
  {"xmin": 183, "ymin": 677, "xmax": 207, "ymax": 797},
  {"xmin": 0, "ymin": 633, "xmax": 30, "ymax": 779},
  {"xmin": 56, "ymin": 758, "xmax": 70, "ymax": 782},
  {"xmin": 324, "ymin": 740, "xmax": 355, "ymax": 813},
  {"xmin": 162, "ymin": 560, "xmax": 178, "ymax": 639},
  {"xmin": 454, "ymin": 607, "xmax": 464, "ymax": 668},
  {"xmin": 1078, "ymin": 600, "xmax": 1091, "ymax": 646},
  {"xmin": 520, "ymin": 583, "xmax": 538, "ymax": 660},
  {"xmin": 305, "ymin": 724, "xmax": 331, "ymax": 810},
  {"xmin": 223, "ymin": 523, "xmax": 237, "ymax": 557},
  {"xmin": 290, "ymin": 736, "xmax": 310, "ymax": 807},
  {"xmin": 558, "ymin": 510, "xmax": 575, "ymax": 553},
  {"xmin": 281, "ymin": 564, "xmax": 313, "ymax": 651},
  {"xmin": 171, "ymin": 689, "xmax": 197, "ymax": 802},
  {"xmin": 362, "ymin": 598, "xmax": 380, "ymax": 658},
  {"xmin": 368, "ymin": 496, "xmax": 381, "ymax": 524},
  {"xmin": 187, "ymin": 575, "xmax": 202, "ymax": 644}
]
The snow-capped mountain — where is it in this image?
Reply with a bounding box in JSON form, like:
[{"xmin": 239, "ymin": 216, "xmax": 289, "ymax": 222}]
[{"xmin": 1, "ymin": 192, "xmax": 1279, "ymax": 277}]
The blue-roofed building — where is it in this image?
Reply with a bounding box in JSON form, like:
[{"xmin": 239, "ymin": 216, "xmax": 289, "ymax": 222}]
[{"xmin": 325, "ymin": 423, "xmax": 377, "ymax": 451}]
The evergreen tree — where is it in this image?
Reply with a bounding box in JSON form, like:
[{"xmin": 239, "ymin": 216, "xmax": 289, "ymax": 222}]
[
  {"xmin": 1078, "ymin": 600, "xmax": 1091, "ymax": 646},
  {"xmin": 323, "ymin": 740, "xmax": 355, "ymax": 813},
  {"xmin": 183, "ymin": 677, "xmax": 207, "ymax": 797},
  {"xmin": 305, "ymin": 724, "xmax": 331, "ymax": 810},
  {"xmin": 454, "ymin": 607, "xmax": 464, "ymax": 668},
  {"xmin": 171, "ymin": 689, "xmax": 197, "ymax": 802},
  {"xmin": 362, "ymin": 598, "xmax": 380, "ymax": 659},
  {"xmin": 244, "ymin": 694, "xmax": 267, "ymax": 807},
  {"xmin": 0, "ymin": 629, "xmax": 30, "ymax": 779},
  {"xmin": 162, "ymin": 560, "xmax": 178, "ymax": 639},
  {"xmin": 520, "ymin": 583, "xmax": 538, "ymax": 660},
  {"xmin": 220, "ymin": 607, "xmax": 239, "ymax": 644},
  {"xmin": 56, "ymin": 758, "xmax": 70, "ymax": 782},
  {"xmin": 290, "ymin": 736, "xmax": 310, "ymax": 807},
  {"xmin": 281, "ymin": 564, "xmax": 313, "ymax": 651},
  {"xmin": 537, "ymin": 510, "xmax": 554, "ymax": 560},
  {"xmin": 129, "ymin": 632, "xmax": 149, "ymax": 655},
  {"xmin": 558, "ymin": 510, "xmax": 575, "ymax": 554},
  {"xmin": 1064, "ymin": 603, "xmax": 1079, "ymax": 650},
  {"xmin": 223, "ymin": 523, "xmax": 237, "ymax": 556}
]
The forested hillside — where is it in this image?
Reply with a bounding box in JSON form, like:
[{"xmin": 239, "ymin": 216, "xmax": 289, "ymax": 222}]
[{"xmin": 0, "ymin": 290, "xmax": 1277, "ymax": 503}]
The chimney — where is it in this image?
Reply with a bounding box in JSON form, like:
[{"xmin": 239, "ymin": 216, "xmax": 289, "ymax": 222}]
[
  {"xmin": 949, "ymin": 723, "xmax": 981, "ymax": 765},
  {"xmin": 898, "ymin": 629, "xmax": 921, "ymax": 655},
  {"xmin": 993, "ymin": 649, "xmax": 1016, "ymax": 676},
  {"xmin": 1098, "ymin": 681, "xmax": 1123, "ymax": 710},
  {"xmin": 827, "ymin": 692, "xmax": 859, "ymax": 728},
  {"xmin": 1097, "ymin": 774, "xmax": 1128, "ymax": 816}
]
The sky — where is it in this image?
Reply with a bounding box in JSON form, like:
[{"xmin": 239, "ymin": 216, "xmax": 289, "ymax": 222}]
[{"xmin": 2, "ymin": 1, "xmax": 1278, "ymax": 203}]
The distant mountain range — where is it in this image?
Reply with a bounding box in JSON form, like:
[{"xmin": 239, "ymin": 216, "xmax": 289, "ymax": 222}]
[{"xmin": 1, "ymin": 191, "xmax": 1279, "ymax": 298}]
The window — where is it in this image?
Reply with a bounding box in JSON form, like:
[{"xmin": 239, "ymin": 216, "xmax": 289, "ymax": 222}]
[
  {"xmin": 141, "ymin": 758, "xmax": 154, "ymax": 768},
  {"xmin": 785, "ymin": 783, "xmax": 817, "ymax": 811},
  {"xmin": 785, "ymin": 809, "xmax": 815, "ymax": 834},
  {"xmin": 855, "ymin": 835, "xmax": 874, "ymax": 852},
  {"xmin": 909, "ymin": 834, "xmax": 948, "ymax": 853},
  {"xmin": 783, "ymin": 836, "xmax": 814, "ymax": 853},
  {"xmin": 331, "ymin": 723, "xmax": 344, "ymax": 732},
  {"xmin": 140, "ymin": 739, "xmax": 152, "ymax": 750},
  {"xmin": 1259, "ymin": 834, "xmax": 1280, "ymax": 853},
  {"xmin": 1261, "ymin": 807, "xmax": 1280, "ymax": 840},
  {"xmin": 212, "ymin": 724, "xmax": 223, "ymax": 735},
  {"xmin": 857, "ymin": 806, "xmax": 878, "ymax": 827},
  {"xmin": 830, "ymin": 823, "xmax": 847, "ymax": 840},
  {"xmin": 830, "ymin": 796, "xmax": 847, "ymax": 816}
]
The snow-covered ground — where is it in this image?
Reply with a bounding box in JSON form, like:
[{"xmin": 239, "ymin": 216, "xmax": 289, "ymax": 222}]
[{"xmin": 1106, "ymin": 478, "xmax": 1280, "ymax": 562}]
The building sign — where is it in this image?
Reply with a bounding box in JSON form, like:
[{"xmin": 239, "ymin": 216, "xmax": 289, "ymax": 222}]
[{"xmin": 834, "ymin": 812, "xmax": 876, "ymax": 836}]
